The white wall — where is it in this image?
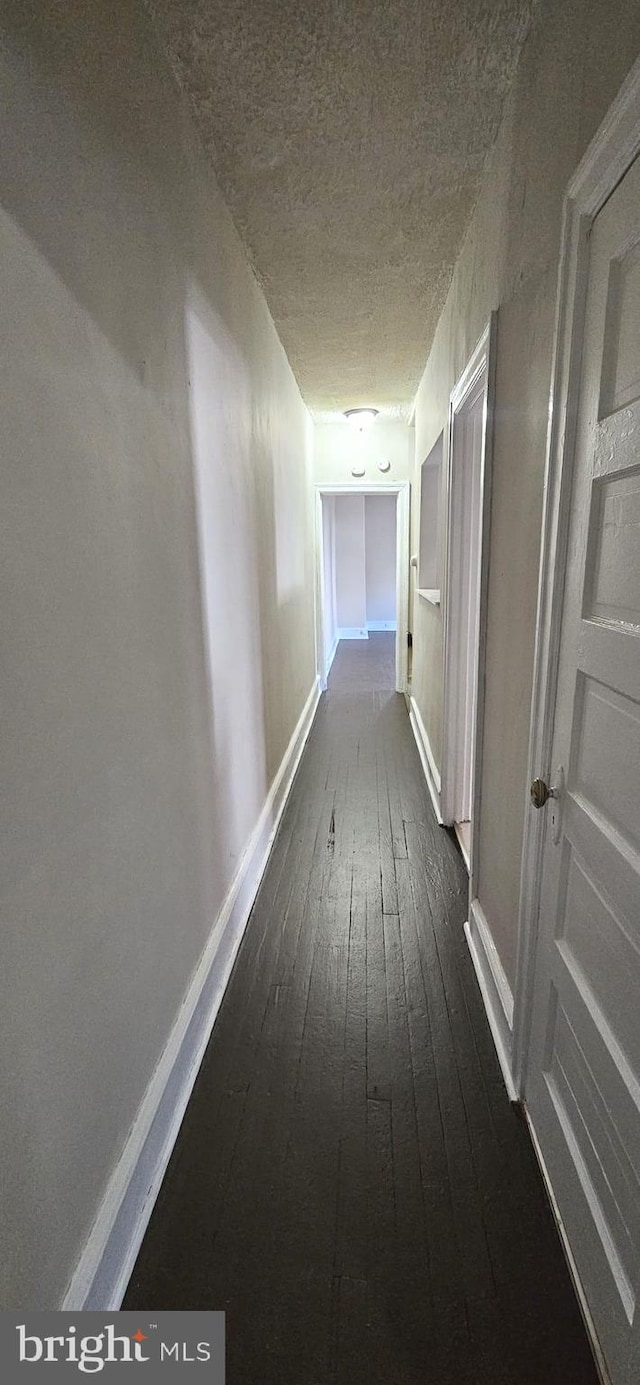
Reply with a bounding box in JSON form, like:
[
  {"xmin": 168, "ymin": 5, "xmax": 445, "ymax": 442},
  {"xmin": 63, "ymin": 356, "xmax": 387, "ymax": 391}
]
[
  {"xmin": 365, "ymin": 495, "xmax": 397, "ymax": 624},
  {"xmin": 314, "ymin": 418, "xmax": 413, "ymax": 486},
  {"xmin": 418, "ymin": 432, "xmax": 443, "ymax": 591},
  {"xmin": 334, "ymin": 494, "xmax": 367, "ymax": 632},
  {"xmin": 332, "ymin": 493, "xmax": 396, "ymax": 636},
  {"xmin": 0, "ymin": 0, "xmax": 316, "ymax": 1310},
  {"xmin": 321, "ymin": 495, "xmax": 338, "ymax": 665}
]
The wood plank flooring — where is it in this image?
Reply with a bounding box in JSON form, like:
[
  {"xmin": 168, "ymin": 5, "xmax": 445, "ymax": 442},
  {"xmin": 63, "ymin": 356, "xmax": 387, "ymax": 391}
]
[{"xmin": 124, "ymin": 634, "xmax": 598, "ymax": 1384}]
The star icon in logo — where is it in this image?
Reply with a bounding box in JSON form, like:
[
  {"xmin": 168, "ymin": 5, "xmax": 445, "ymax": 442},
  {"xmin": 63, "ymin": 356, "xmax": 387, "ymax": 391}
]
[{"xmin": 131, "ymin": 1330, "xmax": 148, "ymax": 1343}]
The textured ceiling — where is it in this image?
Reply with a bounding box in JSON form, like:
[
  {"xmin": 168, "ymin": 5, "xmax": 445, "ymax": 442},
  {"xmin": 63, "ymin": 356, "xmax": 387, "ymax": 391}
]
[{"xmin": 147, "ymin": 0, "xmax": 534, "ymax": 416}]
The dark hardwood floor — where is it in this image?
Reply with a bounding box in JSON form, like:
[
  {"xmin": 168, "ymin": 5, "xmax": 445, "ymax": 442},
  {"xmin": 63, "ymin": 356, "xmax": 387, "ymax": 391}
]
[{"xmin": 124, "ymin": 634, "xmax": 598, "ymax": 1384}]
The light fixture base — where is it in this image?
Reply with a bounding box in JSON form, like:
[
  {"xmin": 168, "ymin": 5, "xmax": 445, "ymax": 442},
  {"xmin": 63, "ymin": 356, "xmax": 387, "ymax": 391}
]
[{"xmin": 344, "ymin": 407, "xmax": 379, "ymax": 430}]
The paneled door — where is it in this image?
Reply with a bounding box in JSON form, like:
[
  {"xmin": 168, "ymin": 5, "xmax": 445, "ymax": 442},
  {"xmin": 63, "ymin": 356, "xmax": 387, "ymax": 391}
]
[
  {"xmin": 526, "ymin": 152, "xmax": 640, "ymax": 1385},
  {"xmin": 441, "ymin": 317, "xmax": 495, "ymax": 868}
]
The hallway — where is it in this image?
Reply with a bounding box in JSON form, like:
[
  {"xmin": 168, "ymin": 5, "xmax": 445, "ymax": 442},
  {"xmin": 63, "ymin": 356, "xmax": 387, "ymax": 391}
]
[{"xmin": 124, "ymin": 636, "xmax": 597, "ymax": 1384}]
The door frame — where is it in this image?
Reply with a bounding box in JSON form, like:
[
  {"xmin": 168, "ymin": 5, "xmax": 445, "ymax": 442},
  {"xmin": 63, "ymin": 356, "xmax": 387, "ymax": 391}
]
[
  {"xmin": 513, "ymin": 55, "xmax": 640, "ymax": 1103},
  {"xmin": 441, "ymin": 315, "xmax": 497, "ymax": 900},
  {"xmin": 314, "ymin": 482, "xmax": 411, "ymax": 692}
]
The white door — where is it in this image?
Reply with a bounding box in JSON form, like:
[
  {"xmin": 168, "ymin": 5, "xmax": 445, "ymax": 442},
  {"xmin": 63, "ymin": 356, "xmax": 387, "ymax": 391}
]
[
  {"xmin": 451, "ymin": 376, "xmax": 484, "ymax": 823},
  {"xmin": 442, "ymin": 321, "xmax": 494, "ymax": 838},
  {"xmin": 526, "ymin": 153, "xmax": 640, "ymax": 1385}
]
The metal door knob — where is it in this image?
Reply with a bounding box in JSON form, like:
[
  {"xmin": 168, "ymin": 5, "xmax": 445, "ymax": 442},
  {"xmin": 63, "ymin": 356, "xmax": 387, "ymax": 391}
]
[{"xmin": 530, "ymin": 777, "xmax": 550, "ymax": 809}]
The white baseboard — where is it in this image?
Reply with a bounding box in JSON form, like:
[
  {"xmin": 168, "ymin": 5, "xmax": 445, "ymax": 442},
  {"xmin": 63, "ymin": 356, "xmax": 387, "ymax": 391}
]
[
  {"xmin": 337, "ymin": 627, "xmax": 368, "ymax": 640},
  {"xmin": 62, "ymin": 675, "xmax": 322, "ymax": 1312},
  {"xmin": 366, "ymin": 620, "xmax": 397, "ymax": 632},
  {"xmin": 453, "ymin": 821, "xmax": 471, "ymax": 873},
  {"xmin": 325, "ymin": 633, "xmax": 339, "ymax": 680},
  {"xmin": 465, "ymin": 898, "xmax": 516, "ymax": 1101},
  {"xmin": 407, "ymin": 695, "xmax": 443, "ymax": 824}
]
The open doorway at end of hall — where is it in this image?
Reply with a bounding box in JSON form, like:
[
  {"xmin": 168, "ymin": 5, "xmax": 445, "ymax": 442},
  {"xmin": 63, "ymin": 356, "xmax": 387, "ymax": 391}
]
[{"xmin": 315, "ymin": 484, "xmax": 410, "ymax": 694}]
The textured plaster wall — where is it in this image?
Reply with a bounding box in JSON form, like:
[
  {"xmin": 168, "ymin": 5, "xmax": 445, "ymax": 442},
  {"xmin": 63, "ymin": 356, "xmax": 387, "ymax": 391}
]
[
  {"xmin": 335, "ymin": 494, "xmax": 367, "ymax": 631},
  {"xmin": 0, "ymin": 0, "xmax": 315, "ymax": 1308},
  {"xmin": 314, "ymin": 419, "xmax": 413, "ymax": 486},
  {"xmin": 321, "ymin": 495, "xmax": 338, "ymax": 665},
  {"xmin": 411, "ymin": 0, "xmax": 640, "ymax": 986},
  {"xmin": 365, "ymin": 495, "xmax": 397, "ymax": 625}
]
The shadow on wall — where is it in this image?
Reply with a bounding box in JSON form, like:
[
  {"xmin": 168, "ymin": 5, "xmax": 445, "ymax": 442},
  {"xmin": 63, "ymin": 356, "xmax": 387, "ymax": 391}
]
[
  {"xmin": 0, "ymin": 8, "xmax": 174, "ymax": 385},
  {"xmin": 0, "ymin": 193, "xmax": 225, "ymax": 1310},
  {"xmin": 247, "ymin": 328, "xmax": 314, "ymax": 788},
  {"xmin": 186, "ymin": 287, "xmax": 269, "ymax": 872},
  {"xmin": 0, "ymin": 0, "xmax": 316, "ymax": 1312},
  {"xmin": 186, "ymin": 281, "xmax": 313, "ymax": 807}
]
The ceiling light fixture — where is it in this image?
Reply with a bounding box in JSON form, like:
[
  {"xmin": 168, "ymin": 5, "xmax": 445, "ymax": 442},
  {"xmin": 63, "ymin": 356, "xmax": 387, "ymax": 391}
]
[{"xmin": 344, "ymin": 407, "xmax": 379, "ymax": 430}]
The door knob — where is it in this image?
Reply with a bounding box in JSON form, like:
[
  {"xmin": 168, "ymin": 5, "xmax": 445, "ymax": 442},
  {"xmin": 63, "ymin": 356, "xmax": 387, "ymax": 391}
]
[
  {"xmin": 530, "ymin": 773, "xmax": 563, "ymax": 810},
  {"xmin": 530, "ymin": 777, "xmax": 551, "ymax": 809},
  {"xmin": 530, "ymin": 769, "xmax": 565, "ymax": 843}
]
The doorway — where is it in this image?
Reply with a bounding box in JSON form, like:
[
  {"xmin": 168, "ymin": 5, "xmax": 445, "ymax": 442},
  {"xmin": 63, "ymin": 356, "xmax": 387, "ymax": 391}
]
[
  {"xmin": 315, "ymin": 483, "xmax": 410, "ymax": 693},
  {"xmin": 515, "ymin": 73, "xmax": 640, "ymax": 1385},
  {"xmin": 441, "ymin": 319, "xmax": 496, "ymax": 879}
]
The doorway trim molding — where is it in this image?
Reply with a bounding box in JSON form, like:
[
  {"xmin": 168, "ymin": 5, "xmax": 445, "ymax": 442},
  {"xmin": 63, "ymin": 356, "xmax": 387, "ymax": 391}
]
[
  {"xmin": 513, "ymin": 54, "xmax": 640, "ymax": 1102},
  {"xmin": 314, "ymin": 482, "xmax": 411, "ymax": 693},
  {"xmin": 441, "ymin": 314, "xmax": 497, "ymax": 904}
]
